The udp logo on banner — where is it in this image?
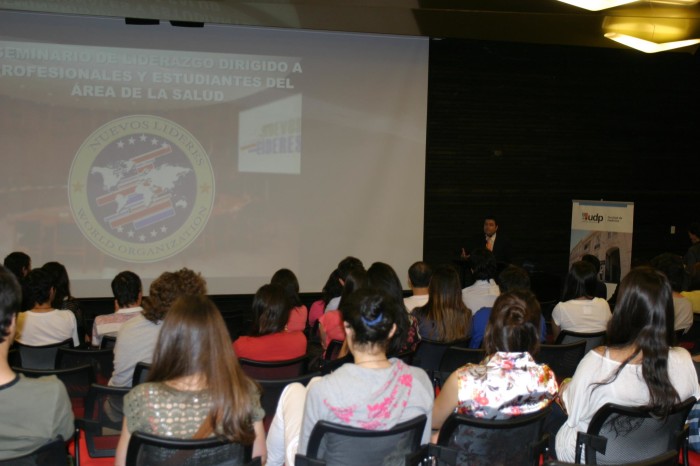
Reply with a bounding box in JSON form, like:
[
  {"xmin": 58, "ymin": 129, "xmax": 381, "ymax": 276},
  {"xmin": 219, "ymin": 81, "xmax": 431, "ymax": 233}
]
[{"xmin": 68, "ymin": 115, "xmax": 215, "ymax": 262}]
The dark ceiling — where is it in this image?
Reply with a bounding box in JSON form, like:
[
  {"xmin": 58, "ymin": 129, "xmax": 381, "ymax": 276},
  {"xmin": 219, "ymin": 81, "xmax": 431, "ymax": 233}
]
[{"xmin": 1, "ymin": 0, "xmax": 699, "ymax": 53}]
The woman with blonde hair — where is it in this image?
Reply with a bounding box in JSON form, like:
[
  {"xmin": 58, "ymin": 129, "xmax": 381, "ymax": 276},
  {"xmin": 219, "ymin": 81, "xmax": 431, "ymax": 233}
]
[{"xmin": 115, "ymin": 295, "xmax": 266, "ymax": 465}]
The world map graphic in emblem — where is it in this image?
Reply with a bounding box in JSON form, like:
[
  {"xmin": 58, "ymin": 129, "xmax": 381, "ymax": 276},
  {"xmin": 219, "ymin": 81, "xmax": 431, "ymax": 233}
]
[{"xmin": 68, "ymin": 115, "xmax": 215, "ymax": 262}]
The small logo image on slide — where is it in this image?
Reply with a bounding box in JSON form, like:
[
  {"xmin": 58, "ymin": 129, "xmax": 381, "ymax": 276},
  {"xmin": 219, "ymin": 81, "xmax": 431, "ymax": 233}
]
[{"xmin": 68, "ymin": 115, "xmax": 215, "ymax": 262}]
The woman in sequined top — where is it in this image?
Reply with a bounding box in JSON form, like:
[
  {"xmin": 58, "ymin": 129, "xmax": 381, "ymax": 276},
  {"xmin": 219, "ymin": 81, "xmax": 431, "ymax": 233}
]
[
  {"xmin": 432, "ymin": 289, "xmax": 558, "ymax": 432},
  {"xmin": 115, "ymin": 295, "xmax": 266, "ymax": 466}
]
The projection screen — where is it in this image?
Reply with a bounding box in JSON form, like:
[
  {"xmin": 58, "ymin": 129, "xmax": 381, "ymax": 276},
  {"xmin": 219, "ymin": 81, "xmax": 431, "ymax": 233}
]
[{"xmin": 0, "ymin": 10, "xmax": 429, "ymax": 297}]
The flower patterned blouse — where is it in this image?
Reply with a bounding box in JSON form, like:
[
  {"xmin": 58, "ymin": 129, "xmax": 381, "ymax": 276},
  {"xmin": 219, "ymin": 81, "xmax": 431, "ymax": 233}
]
[{"xmin": 455, "ymin": 351, "xmax": 558, "ymax": 419}]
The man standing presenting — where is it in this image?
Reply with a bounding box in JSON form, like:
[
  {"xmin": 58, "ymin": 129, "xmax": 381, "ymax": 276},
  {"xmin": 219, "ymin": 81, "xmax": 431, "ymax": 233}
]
[{"xmin": 462, "ymin": 216, "xmax": 512, "ymax": 265}]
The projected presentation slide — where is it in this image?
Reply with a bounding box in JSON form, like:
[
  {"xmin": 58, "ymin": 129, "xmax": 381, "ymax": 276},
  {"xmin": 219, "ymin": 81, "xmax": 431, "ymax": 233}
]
[{"xmin": 0, "ymin": 10, "xmax": 428, "ymax": 296}]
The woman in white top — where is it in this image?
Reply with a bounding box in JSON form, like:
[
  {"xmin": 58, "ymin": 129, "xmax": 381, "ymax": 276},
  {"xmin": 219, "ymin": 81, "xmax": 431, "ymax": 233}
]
[
  {"xmin": 551, "ymin": 261, "xmax": 611, "ymax": 340},
  {"xmin": 555, "ymin": 266, "xmax": 700, "ymax": 462}
]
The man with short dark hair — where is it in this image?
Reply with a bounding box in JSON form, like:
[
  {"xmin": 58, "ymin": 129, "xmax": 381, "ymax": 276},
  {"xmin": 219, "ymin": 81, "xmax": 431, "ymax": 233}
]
[
  {"xmin": 2, "ymin": 252, "xmax": 31, "ymax": 280},
  {"xmin": 461, "ymin": 247, "xmax": 500, "ymax": 313},
  {"xmin": 91, "ymin": 271, "xmax": 143, "ymax": 347},
  {"xmin": 0, "ymin": 266, "xmax": 73, "ymax": 459},
  {"xmin": 404, "ymin": 261, "xmax": 431, "ymax": 312},
  {"xmin": 462, "ymin": 216, "xmax": 513, "ymax": 265}
]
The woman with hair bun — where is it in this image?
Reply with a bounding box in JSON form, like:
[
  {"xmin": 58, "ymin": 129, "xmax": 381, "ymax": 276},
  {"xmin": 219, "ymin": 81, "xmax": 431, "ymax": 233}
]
[
  {"xmin": 432, "ymin": 289, "xmax": 558, "ymax": 431},
  {"xmin": 554, "ymin": 266, "xmax": 700, "ymax": 461},
  {"xmin": 265, "ymin": 288, "xmax": 434, "ymax": 466}
]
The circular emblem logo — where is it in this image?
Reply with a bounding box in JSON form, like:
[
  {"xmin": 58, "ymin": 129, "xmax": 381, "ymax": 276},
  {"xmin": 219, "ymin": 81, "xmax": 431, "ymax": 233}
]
[{"xmin": 68, "ymin": 115, "xmax": 215, "ymax": 262}]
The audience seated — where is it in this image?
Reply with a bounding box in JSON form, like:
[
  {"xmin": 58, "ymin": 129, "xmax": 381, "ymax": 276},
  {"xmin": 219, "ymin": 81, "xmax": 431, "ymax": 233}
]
[
  {"xmin": 16, "ymin": 268, "xmax": 80, "ymax": 347},
  {"xmin": 319, "ymin": 267, "xmax": 367, "ymax": 350},
  {"xmin": 109, "ymin": 268, "xmax": 207, "ymax": 387},
  {"xmin": 432, "ymin": 289, "xmax": 557, "ymax": 437},
  {"xmin": 92, "ymin": 271, "xmax": 143, "ymax": 347},
  {"xmin": 42, "ymin": 261, "xmax": 84, "ymax": 342},
  {"xmin": 367, "ymin": 262, "xmax": 421, "ymax": 354},
  {"xmin": 470, "ymin": 264, "xmax": 546, "ymax": 348},
  {"xmin": 114, "ymin": 295, "xmax": 266, "ymax": 465},
  {"xmin": 0, "ymin": 266, "xmax": 73, "ymax": 460},
  {"xmin": 651, "ymin": 253, "xmax": 694, "ymax": 334},
  {"xmin": 265, "ymin": 288, "xmax": 433, "ymax": 466},
  {"xmin": 461, "ymin": 248, "xmax": 500, "ymax": 313},
  {"xmin": 580, "ymin": 254, "xmax": 608, "ymax": 299},
  {"xmin": 271, "ymin": 268, "xmax": 308, "ymax": 332},
  {"xmin": 413, "ymin": 265, "xmax": 471, "ymax": 342},
  {"xmin": 554, "ymin": 267, "xmax": 700, "ymax": 461},
  {"xmin": 233, "ymin": 283, "xmax": 307, "ymax": 361},
  {"xmin": 551, "ymin": 261, "xmax": 611, "ymax": 341},
  {"xmin": 404, "ymin": 261, "xmax": 431, "ymax": 312}
]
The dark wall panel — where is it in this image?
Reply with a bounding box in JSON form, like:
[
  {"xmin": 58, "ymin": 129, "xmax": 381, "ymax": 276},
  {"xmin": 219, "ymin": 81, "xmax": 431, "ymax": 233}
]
[{"xmin": 424, "ymin": 39, "xmax": 700, "ymax": 276}]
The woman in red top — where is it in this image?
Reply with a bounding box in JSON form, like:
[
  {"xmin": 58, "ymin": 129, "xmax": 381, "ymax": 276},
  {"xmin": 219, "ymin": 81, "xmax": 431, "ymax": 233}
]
[
  {"xmin": 271, "ymin": 268, "xmax": 308, "ymax": 332},
  {"xmin": 233, "ymin": 284, "xmax": 307, "ymax": 361}
]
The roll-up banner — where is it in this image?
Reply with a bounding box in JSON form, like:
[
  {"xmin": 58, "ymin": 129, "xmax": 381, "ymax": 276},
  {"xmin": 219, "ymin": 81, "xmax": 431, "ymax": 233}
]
[{"xmin": 570, "ymin": 200, "xmax": 634, "ymax": 297}]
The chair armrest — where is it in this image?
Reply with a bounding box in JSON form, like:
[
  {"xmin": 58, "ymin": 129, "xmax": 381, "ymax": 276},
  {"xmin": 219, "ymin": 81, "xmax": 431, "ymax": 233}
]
[{"xmin": 295, "ymin": 453, "xmax": 327, "ymax": 466}]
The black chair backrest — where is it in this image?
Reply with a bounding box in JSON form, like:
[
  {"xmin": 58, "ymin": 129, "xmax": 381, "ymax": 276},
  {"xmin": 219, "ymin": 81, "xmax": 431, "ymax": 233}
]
[
  {"xmin": 555, "ymin": 330, "xmax": 606, "ymax": 354},
  {"xmin": 576, "ymin": 397, "xmax": 696, "ymax": 465},
  {"xmin": 132, "ymin": 361, "xmax": 151, "ymax": 386},
  {"xmin": 320, "ymin": 354, "xmax": 353, "ymax": 375},
  {"xmin": 15, "ymin": 364, "xmax": 96, "ymax": 418},
  {"xmin": 100, "ymin": 335, "xmax": 117, "ymax": 350},
  {"xmin": 544, "ymin": 450, "xmax": 679, "ymax": 466},
  {"xmin": 13, "ymin": 338, "xmax": 74, "ymax": 370},
  {"xmin": 323, "ymin": 340, "xmax": 344, "ymax": 360},
  {"xmin": 300, "ymin": 414, "xmax": 427, "ymax": 466},
  {"xmin": 238, "ymin": 355, "xmax": 309, "ymax": 380},
  {"xmin": 437, "ymin": 407, "xmax": 551, "ymax": 466},
  {"xmin": 257, "ymin": 372, "xmax": 320, "ymax": 432},
  {"xmin": 535, "ymin": 340, "xmax": 586, "ymax": 380},
  {"xmin": 432, "ymin": 347, "xmax": 486, "ymax": 389},
  {"xmin": 76, "ymin": 383, "xmax": 131, "ymax": 460},
  {"xmin": 56, "ymin": 346, "xmax": 114, "ymax": 385},
  {"xmin": 0, "ymin": 436, "xmax": 68, "ymax": 466},
  {"xmin": 126, "ymin": 431, "xmax": 259, "ymax": 466},
  {"xmin": 413, "ymin": 338, "xmax": 469, "ymax": 373}
]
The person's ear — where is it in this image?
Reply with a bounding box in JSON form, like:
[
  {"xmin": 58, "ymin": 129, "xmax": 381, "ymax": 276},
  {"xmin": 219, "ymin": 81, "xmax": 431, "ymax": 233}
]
[{"xmin": 388, "ymin": 323, "xmax": 397, "ymax": 339}]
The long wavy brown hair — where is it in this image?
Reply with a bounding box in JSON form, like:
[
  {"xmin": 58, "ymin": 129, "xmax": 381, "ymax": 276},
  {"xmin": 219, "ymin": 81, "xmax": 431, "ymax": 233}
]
[
  {"xmin": 414, "ymin": 265, "xmax": 471, "ymax": 342},
  {"xmin": 148, "ymin": 295, "xmax": 259, "ymax": 444}
]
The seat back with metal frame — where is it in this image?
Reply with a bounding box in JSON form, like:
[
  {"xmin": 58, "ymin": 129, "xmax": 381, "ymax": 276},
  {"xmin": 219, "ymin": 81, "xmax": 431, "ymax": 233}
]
[
  {"xmin": 412, "ymin": 338, "xmax": 469, "ymax": 375},
  {"xmin": 535, "ymin": 340, "xmax": 586, "ymax": 381},
  {"xmin": 323, "ymin": 339, "xmax": 344, "ymax": 361},
  {"xmin": 125, "ymin": 431, "xmax": 260, "ymax": 466},
  {"xmin": 0, "ymin": 436, "xmax": 68, "ymax": 466},
  {"xmin": 544, "ymin": 450, "xmax": 679, "ymax": 466},
  {"xmin": 257, "ymin": 372, "xmax": 320, "ymax": 432},
  {"xmin": 132, "ymin": 361, "xmax": 151, "ymax": 386},
  {"xmin": 56, "ymin": 346, "xmax": 114, "ymax": 385},
  {"xmin": 74, "ymin": 383, "xmax": 131, "ymax": 462},
  {"xmin": 575, "ymin": 397, "xmax": 696, "ymax": 465},
  {"xmin": 432, "ymin": 347, "xmax": 486, "ymax": 390},
  {"xmin": 99, "ymin": 335, "xmax": 116, "ymax": 350},
  {"xmin": 295, "ymin": 414, "xmax": 427, "ymax": 466},
  {"xmin": 13, "ymin": 338, "xmax": 74, "ymax": 369},
  {"xmin": 437, "ymin": 407, "xmax": 551, "ymax": 466},
  {"xmin": 238, "ymin": 355, "xmax": 309, "ymax": 380},
  {"xmin": 555, "ymin": 330, "xmax": 606, "ymax": 354},
  {"xmin": 15, "ymin": 364, "xmax": 95, "ymax": 418}
]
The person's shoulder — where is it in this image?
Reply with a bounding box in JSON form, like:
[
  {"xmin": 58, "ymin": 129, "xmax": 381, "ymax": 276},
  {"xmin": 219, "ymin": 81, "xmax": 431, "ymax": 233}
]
[{"xmin": 15, "ymin": 374, "xmax": 68, "ymax": 398}]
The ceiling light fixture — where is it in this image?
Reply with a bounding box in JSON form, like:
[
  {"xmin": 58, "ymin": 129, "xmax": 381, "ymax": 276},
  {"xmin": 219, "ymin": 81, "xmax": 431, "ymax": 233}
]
[
  {"xmin": 604, "ymin": 32, "xmax": 700, "ymax": 51},
  {"xmin": 556, "ymin": 0, "xmax": 638, "ymax": 11}
]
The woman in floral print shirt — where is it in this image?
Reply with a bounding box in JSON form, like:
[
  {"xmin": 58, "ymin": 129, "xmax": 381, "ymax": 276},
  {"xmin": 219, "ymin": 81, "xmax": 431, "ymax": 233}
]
[{"xmin": 432, "ymin": 289, "xmax": 558, "ymax": 430}]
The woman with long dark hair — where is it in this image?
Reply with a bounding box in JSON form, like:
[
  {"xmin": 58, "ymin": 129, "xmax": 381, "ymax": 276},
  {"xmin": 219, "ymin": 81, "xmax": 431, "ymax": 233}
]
[
  {"xmin": 114, "ymin": 295, "xmax": 266, "ymax": 465},
  {"xmin": 554, "ymin": 266, "xmax": 700, "ymax": 461},
  {"xmin": 413, "ymin": 265, "xmax": 471, "ymax": 342},
  {"xmin": 234, "ymin": 283, "xmax": 307, "ymax": 361},
  {"xmin": 271, "ymin": 268, "xmax": 308, "ymax": 332},
  {"xmin": 551, "ymin": 260, "xmax": 611, "ymax": 340}
]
